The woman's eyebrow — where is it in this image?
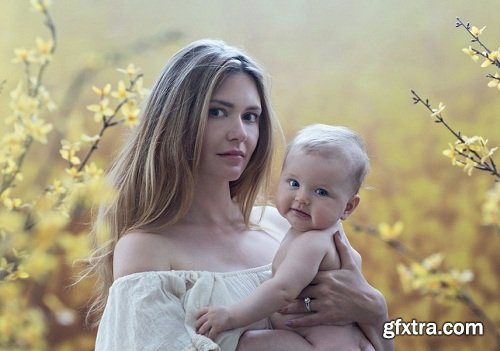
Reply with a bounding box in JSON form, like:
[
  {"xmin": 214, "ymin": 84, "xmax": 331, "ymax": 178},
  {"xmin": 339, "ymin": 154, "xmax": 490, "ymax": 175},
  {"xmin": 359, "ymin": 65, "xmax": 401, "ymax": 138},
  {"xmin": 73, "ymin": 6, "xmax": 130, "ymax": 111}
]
[{"xmin": 210, "ymin": 99, "xmax": 261, "ymax": 111}]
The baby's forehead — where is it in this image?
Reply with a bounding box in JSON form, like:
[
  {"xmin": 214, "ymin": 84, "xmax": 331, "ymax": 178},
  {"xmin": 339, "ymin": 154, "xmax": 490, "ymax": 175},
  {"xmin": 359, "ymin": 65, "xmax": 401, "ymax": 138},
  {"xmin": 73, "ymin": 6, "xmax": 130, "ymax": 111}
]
[{"xmin": 286, "ymin": 145, "xmax": 353, "ymax": 164}]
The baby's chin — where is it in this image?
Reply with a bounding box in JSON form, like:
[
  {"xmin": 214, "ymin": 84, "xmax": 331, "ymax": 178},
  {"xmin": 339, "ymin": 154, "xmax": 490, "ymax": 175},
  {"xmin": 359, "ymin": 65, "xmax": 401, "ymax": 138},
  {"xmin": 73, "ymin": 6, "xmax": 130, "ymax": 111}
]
[
  {"xmin": 286, "ymin": 217, "xmax": 315, "ymax": 232},
  {"xmin": 287, "ymin": 218, "xmax": 334, "ymax": 232}
]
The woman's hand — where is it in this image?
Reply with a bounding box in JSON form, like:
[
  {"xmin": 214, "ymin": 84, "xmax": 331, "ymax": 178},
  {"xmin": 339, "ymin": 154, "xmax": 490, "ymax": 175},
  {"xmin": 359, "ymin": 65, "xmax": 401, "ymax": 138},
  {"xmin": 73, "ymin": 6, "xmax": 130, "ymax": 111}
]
[
  {"xmin": 277, "ymin": 232, "xmax": 393, "ymax": 350},
  {"xmin": 278, "ymin": 232, "xmax": 388, "ymax": 327}
]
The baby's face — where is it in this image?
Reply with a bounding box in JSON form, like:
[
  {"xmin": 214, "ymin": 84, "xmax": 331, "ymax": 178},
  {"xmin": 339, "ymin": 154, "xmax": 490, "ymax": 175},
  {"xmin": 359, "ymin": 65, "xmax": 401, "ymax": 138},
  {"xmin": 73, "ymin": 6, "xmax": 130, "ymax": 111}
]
[{"xmin": 276, "ymin": 150, "xmax": 355, "ymax": 232}]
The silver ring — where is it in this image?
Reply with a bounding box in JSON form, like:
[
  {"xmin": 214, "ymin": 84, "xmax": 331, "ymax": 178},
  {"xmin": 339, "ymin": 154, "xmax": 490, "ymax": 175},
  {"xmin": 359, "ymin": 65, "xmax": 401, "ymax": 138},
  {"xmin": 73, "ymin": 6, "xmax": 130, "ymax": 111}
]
[{"xmin": 304, "ymin": 297, "xmax": 312, "ymax": 312}]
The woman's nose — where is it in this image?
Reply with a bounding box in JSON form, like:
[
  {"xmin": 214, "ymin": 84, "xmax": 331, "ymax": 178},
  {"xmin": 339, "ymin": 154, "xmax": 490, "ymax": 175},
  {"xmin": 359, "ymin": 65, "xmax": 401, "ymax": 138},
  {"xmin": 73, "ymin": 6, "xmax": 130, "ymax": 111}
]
[{"xmin": 227, "ymin": 117, "xmax": 247, "ymax": 142}]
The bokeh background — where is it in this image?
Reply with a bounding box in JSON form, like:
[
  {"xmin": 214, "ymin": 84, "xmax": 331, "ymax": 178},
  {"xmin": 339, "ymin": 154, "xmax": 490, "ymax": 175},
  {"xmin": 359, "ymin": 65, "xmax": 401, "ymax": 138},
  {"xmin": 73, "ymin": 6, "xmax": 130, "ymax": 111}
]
[{"xmin": 1, "ymin": 1, "xmax": 499, "ymax": 350}]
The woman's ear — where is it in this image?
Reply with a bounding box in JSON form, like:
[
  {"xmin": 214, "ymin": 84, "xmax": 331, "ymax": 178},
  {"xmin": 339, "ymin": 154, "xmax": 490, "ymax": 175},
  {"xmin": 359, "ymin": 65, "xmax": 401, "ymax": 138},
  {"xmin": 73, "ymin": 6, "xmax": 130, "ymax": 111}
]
[{"xmin": 340, "ymin": 195, "xmax": 360, "ymax": 220}]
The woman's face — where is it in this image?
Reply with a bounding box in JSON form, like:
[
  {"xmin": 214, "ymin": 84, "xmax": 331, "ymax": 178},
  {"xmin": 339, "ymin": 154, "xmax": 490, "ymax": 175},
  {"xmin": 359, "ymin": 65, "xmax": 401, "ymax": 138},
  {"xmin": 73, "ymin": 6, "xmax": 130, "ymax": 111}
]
[{"xmin": 199, "ymin": 72, "xmax": 261, "ymax": 182}]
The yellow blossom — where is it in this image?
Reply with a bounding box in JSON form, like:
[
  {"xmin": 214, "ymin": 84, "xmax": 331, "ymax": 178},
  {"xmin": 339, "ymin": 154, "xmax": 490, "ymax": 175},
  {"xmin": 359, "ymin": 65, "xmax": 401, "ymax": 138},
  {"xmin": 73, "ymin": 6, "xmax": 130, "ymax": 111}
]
[
  {"xmin": 34, "ymin": 212, "xmax": 68, "ymax": 249},
  {"xmin": 470, "ymin": 25, "xmax": 486, "ymax": 36},
  {"xmin": 35, "ymin": 37, "xmax": 54, "ymax": 62},
  {"xmin": 481, "ymin": 58, "xmax": 492, "ymax": 68},
  {"xmin": 77, "ymin": 177, "xmax": 117, "ymax": 206},
  {"xmin": 117, "ymin": 63, "xmax": 140, "ymax": 78},
  {"xmin": 80, "ymin": 134, "xmax": 101, "ymax": 143},
  {"xmin": 7, "ymin": 265, "xmax": 30, "ymax": 280},
  {"xmin": 23, "ymin": 248, "xmax": 58, "ymax": 280},
  {"xmin": 59, "ymin": 233, "xmax": 92, "ymax": 262},
  {"xmin": 378, "ymin": 221, "xmax": 404, "ymax": 241},
  {"xmin": 87, "ymin": 98, "xmax": 114, "ymax": 122},
  {"xmin": 396, "ymin": 253, "xmax": 472, "ymax": 301},
  {"xmin": 421, "ymin": 252, "xmax": 444, "ymax": 270},
  {"xmin": 31, "ymin": 0, "xmax": 52, "ymax": 12},
  {"xmin": 50, "ymin": 179, "xmax": 67, "ymax": 195},
  {"xmin": 1, "ymin": 159, "xmax": 18, "ymax": 176},
  {"xmin": 10, "ymin": 91, "xmax": 40, "ymax": 118},
  {"xmin": 59, "ymin": 150, "xmax": 81, "ymax": 165},
  {"xmin": 481, "ymin": 50, "xmax": 498, "ymax": 68},
  {"xmin": 461, "ymin": 157, "xmax": 477, "ymax": 176},
  {"xmin": 81, "ymin": 133, "xmax": 100, "ymax": 143},
  {"xmin": 430, "ymin": 102, "xmax": 446, "ymax": 117},
  {"xmin": 442, "ymin": 143, "xmax": 459, "ymax": 165},
  {"xmin": 3, "ymin": 197, "xmax": 22, "ymax": 211},
  {"xmin": 92, "ymin": 84, "xmax": 111, "ymax": 98},
  {"xmin": 462, "ymin": 46, "xmax": 479, "ymax": 62},
  {"xmin": 461, "ymin": 135, "xmax": 482, "ymax": 152},
  {"xmin": 25, "ymin": 118, "xmax": 53, "ymax": 144},
  {"xmin": 59, "ymin": 139, "xmax": 81, "ymax": 166},
  {"xmin": 133, "ymin": 76, "xmax": 149, "ymax": 98},
  {"xmin": 112, "ymin": 80, "xmax": 132, "ymax": 100},
  {"xmin": 1, "ymin": 129, "xmax": 26, "ymax": 157},
  {"xmin": 121, "ymin": 102, "xmax": 140, "ymax": 127},
  {"xmin": 66, "ymin": 167, "xmax": 83, "ymax": 179},
  {"xmin": 84, "ymin": 162, "xmax": 104, "ymax": 178},
  {"xmin": 487, "ymin": 72, "xmax": 500, "ymax": 90},
  {"xmin": 12, "ymin": 48, "xmax": 37, "ymax": 64},
  {"xmin": 38, "ymin": 85, "xmax": 57, "ymax": 111},
  {"xmin": 450, "ymin": 269, "xmax": 474, "ymax": 284}
]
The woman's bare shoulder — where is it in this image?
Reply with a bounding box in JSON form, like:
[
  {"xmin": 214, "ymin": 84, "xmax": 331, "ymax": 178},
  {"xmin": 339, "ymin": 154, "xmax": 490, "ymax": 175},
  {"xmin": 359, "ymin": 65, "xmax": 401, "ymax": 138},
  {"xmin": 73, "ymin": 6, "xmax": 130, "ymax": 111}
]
[{"xmin": 113, "ymin": 231, "xmax": 172, "ymax": 280}]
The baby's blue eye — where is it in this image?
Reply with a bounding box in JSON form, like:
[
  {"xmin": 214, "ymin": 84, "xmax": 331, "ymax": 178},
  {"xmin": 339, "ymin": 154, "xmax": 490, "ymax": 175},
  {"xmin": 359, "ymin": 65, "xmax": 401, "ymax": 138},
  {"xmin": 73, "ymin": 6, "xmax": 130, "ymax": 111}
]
[
  {"xmin": 315, "ymin": 188, "xmax": 329, "ymax": 197},
  {"xmin": 208, "ymin": 108, "xmax": 225, "ymax": 118},
  {"xmin": 287, "ymin": 179, "xmax": 299, "ymax": 188}
]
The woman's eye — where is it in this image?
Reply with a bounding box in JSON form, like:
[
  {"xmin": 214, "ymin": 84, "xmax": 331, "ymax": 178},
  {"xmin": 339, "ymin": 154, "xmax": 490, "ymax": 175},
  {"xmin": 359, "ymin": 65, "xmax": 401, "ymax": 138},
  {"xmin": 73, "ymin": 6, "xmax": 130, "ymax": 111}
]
[
  {"xmin": 287, "ymin": 179, "xmax": 299, "ymax": 188},
  {"xmin": 242, "ymin": 113, "xmax": 259, "ymax": 123},
  {"xmin": 208, "ymin": 108, "xmax": 225, "ymax": 118},
  {"xmin": 315, "ymin": 188, "xmax": 329, "ymax": 197}
]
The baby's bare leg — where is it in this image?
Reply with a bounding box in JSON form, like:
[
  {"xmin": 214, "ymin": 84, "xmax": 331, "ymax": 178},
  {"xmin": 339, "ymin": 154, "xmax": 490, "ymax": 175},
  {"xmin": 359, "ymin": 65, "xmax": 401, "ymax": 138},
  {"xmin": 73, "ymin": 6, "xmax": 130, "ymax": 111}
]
[
  {"xmin": 271, "ymin": 312, "xmax": 374, "ymax": 351},
  {"xmin": 237, "ymin": 329, "xmax": 323, "ymax": 351},
  {"xmin": 298, "ymin": 324, "xmax": 374, "ymax": 351}
]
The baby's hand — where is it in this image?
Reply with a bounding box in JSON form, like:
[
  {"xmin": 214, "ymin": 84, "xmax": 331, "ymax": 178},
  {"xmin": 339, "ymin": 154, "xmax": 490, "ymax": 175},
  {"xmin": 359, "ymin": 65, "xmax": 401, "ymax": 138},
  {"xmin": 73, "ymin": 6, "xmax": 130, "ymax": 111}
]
[{"xmin": 195, "ymin": 305, "xmax": 232, "ymax": 340}]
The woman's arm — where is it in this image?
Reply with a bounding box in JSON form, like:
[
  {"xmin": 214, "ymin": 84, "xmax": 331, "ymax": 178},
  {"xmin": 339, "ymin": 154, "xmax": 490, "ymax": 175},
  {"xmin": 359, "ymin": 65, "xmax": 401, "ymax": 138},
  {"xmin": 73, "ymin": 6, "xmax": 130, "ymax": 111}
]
[{"xmin": 279, "ymin": 233, "xmax": 394, "ymax": 351}]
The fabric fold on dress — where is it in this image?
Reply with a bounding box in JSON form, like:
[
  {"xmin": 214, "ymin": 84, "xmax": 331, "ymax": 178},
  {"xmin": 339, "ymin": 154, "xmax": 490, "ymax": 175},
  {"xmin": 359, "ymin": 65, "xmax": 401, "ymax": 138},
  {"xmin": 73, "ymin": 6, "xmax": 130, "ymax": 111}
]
[{"xmin": 95, "ymin": 266, "xmax": 272, "ymax": 351}]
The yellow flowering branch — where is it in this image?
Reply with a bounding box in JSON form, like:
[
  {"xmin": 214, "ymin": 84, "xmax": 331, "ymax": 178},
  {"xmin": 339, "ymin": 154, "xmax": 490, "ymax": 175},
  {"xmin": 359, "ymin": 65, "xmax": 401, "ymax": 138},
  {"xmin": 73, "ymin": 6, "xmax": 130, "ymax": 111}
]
[
  {"xmin": 456, "ymin": 17, "xmax": 500, "ymax": 69},
  {"xmin": 78, "ymin": 71, "xmax": 144, "ymax": 172},
  {"xmin": 349, "ymin": 222, "xmax": 422, "ymax": 262},
  {"xmin": 411, "ymin": 90, "xmax": 499, "ymax": 179},
  {"xmin": 31, "ymin": 3, "xmax": 57, "ymax": 97},
  {"xmin": 0, "ymin": 2, "xmax": 149, "ymax": 349},
  {"xmin": 1, "ymin": 1, "xmax": 57, "ymax": 195},
  {"xmin": 349, "ymin": 222, "xmax": 500, "ymax": 347}
]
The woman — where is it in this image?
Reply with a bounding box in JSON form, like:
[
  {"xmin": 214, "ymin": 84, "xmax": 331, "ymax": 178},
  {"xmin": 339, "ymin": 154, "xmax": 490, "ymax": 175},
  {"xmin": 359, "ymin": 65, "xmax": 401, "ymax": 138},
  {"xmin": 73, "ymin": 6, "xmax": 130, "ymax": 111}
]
[{"xmin": 88, "ymin": 39, "xmax": 392, "ymax": 350}]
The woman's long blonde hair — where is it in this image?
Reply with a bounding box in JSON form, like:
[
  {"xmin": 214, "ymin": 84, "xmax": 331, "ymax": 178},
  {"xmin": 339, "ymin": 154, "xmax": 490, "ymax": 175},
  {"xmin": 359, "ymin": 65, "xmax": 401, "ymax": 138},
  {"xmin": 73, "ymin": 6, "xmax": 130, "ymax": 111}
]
[{"xmin": 85, "ymin": 39, "xmax": 279, "ymax": 325}]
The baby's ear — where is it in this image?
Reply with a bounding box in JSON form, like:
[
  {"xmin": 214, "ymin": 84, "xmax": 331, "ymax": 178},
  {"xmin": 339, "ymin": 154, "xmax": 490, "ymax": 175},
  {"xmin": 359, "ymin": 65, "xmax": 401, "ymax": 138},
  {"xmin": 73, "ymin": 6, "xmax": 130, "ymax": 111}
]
[{"xmin": 340, "ymin": 195, "xmax": 360, "ymax": 220}]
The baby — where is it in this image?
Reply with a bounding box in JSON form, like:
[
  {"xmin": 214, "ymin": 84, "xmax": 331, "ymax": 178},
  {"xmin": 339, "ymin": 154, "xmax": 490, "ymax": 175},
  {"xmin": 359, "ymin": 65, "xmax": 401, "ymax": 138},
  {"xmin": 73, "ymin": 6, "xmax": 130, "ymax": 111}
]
[{"xmin": 196, "ymin": 124, "xmax": 374, "ymax": 350}]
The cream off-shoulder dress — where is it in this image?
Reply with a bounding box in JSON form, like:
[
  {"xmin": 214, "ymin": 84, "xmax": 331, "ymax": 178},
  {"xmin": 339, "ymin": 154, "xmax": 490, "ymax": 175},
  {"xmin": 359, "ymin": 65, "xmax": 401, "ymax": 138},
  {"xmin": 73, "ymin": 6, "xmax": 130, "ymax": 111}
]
[{"xmin": 95, "ymin": 206, "xmax": 286, "ymax": 351}]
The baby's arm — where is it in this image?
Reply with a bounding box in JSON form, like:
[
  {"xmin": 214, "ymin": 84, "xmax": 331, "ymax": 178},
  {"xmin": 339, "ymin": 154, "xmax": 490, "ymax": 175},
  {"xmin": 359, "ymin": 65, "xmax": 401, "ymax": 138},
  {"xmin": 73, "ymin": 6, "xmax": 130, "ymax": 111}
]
[{"xmin": 195, "ymin": 230, "xmax": 330, "ymax": 340}]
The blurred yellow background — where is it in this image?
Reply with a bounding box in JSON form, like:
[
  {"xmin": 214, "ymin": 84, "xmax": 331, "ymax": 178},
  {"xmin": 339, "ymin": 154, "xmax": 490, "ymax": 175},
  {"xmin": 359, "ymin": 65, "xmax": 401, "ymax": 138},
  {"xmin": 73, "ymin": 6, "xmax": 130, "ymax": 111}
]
[{"xmin": 1, "ymin": 1, "xmax": 499, "ymax": 350}]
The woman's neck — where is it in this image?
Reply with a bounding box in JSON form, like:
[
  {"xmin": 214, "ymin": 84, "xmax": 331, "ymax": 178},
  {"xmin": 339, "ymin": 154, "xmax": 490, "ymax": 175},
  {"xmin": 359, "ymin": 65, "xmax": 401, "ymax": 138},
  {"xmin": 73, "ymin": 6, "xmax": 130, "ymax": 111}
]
[{"xmin": 181, "ymin": 178, "xmax": 244, "ymax": 227}]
